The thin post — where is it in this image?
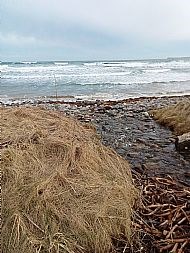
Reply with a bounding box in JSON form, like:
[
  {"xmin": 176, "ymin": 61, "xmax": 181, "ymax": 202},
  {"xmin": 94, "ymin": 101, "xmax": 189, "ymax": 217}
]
[{"xmin": 53, "ymin": 74, "xmax": 58, "ymax": 101}]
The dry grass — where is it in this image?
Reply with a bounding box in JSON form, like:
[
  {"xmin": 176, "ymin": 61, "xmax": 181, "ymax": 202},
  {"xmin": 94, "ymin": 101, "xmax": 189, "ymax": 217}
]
[
  {"xmin": 1, "ymin": 107, "xmax": 138, "ymax": 253},
  {"xmin": 151, "ymin": 100, "xmax": 190, "ymax": 135}
]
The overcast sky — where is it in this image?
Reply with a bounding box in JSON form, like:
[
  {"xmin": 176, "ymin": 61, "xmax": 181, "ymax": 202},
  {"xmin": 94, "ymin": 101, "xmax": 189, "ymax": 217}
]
[{"xmin": 1, "ymin": 0, "xmax": 190, "ymax": 61}]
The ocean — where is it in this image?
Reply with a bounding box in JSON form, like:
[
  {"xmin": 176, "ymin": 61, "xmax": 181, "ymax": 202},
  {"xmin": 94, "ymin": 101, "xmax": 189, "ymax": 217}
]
[{"xmin": 1, "ymin": 57, "xmax": 190, "ymax": 104}]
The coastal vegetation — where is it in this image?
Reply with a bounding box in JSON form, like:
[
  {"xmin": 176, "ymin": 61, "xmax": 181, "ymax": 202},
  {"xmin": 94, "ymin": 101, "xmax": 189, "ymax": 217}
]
[
  {"xmin": 1, "ymin": 107, "xmax": 137, "ymax": 253},
  {"xmin": 151, "ymin": 100, "xmax": 190, "ymax": 135}
]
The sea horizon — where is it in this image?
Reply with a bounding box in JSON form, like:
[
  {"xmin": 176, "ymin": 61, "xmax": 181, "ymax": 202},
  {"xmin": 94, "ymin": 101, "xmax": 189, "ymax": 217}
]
[{"xmin": 1, "ymin": 55, "xmax": 190, "ymax": 63}]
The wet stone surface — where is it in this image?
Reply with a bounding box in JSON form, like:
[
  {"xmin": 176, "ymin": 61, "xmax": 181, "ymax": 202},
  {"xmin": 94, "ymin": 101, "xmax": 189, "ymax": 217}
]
[{"xmin": 44, "ymin": 96, "xmax": 190, "ymax": 186}]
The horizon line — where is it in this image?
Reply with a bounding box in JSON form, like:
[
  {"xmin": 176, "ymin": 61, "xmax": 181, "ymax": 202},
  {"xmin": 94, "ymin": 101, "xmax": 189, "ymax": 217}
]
[{"xmin": 1, "ymin": 56, "xmax": 190, "ymax": 63}]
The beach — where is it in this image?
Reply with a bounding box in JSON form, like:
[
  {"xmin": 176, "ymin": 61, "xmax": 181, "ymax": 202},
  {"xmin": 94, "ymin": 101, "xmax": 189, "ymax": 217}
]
[
  {"xmin": 37, "ymin": 95, "xmax": 189, "ymax": 185},
  {"xmin": 47, "ymin": 94, "xmax": 190, "ymax": 251},
  {"xmin": 2, "ymin": 0, "xmax": 190, "ymax": 250},
  {"xmin": 1, "ymin": 95, "xmax": 190, "ymax": 252}
]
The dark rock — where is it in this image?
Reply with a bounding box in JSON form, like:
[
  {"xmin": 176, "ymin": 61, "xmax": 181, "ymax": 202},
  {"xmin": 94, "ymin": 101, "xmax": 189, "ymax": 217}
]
[
  {"xmin": 50, "ymin": 95, "xmax": 190, "ymax": 186},
  {"xmin": 102, "ymin": 125, "xmax": 107, "ymax": 131},
  {"xmin": 141, "ymin": 164, "xmax": 148, "ymax": 171},
  {"xmin": 107, "ymin": 111, "xmax": 117, "ymax": 117},
  {"xmin": 136, "ymin": 138, "xmax": 146, "ymax": 144},
  {"xmin": 133, "ymin": 164, "xmax": 144, "ymax": 174},
  {"xmin": 175, "ymin": 132, "xmax": 190, "ymax": 157},
  {"xmin": 126, "ymin": 112, "xmax": 134, "ymax": 117},
  {"xmin": 127, "ymin": 152, "xmax": 139, "ymax": 158},
  {"xmin": 103, "ymin": 105, "xmax": 112, "ymax": 110},
  {"xmin": 184, "ymin": 172, "xmax": 190, "ymax": 178},
  {"xmin": 117, "ymin": 148, "xmax": 126, "ymax": 156}
]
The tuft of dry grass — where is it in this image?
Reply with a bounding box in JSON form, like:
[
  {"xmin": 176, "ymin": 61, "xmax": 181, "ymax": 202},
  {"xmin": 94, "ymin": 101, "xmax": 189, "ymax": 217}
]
[
  {"xmin": 1, "ymin": 107, "xmax": 138, "ymax": 253},
  {"xmin": 151, "ymin": 100, "xmax": 190, "ymax": 135}
]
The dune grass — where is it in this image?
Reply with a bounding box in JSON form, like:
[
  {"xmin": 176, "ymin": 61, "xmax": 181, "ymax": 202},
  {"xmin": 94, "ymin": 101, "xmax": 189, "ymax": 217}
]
[
  {"xmin": 1, "ymin": 107, "xmax": 138, "ymax": 253},
  {"xmin": 151, "ymin": 100, "xmax": 190, "ymax": 135}
]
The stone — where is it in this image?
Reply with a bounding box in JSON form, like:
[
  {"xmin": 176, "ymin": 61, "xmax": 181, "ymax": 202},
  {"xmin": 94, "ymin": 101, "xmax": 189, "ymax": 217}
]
[
  {"xmin": 126, "ymin": 112, "xmax": 134, "ymax": 117},
  {"xmin": 142, "ymin": 112, "xmax": 149, "ymax": 118},
  {"xmin": 127, "ymin": 152, "xmax": 138, "ymax": 158},
  {"xmin": 104, "ymin": 105, "xmax": 112, "ymax": 110},
  {"xmin": 107, "ymin": 111, "xmax": 117, "ymax": 117},
  {"xmin": 175, "ymin": 132, "xmax": 190, "ymax": 155},
  {"xmin": 42, "ymin": 96, "xmax": 190, "ymax": 186},
  {"xmin": 184, "ymin": 172, "xmax": 190, "ymax": 178}
]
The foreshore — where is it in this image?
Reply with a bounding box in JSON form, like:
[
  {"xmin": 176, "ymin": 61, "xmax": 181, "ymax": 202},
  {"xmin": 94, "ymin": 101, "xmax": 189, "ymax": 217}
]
[
  {"xmin": 55, "ymin": 94, "xmax": 190, "ymax": 251},
  {"xmin": 2, "ymin": 94, "xmax": 190, "ymax": 252},
  {"xmin": 1, "ymin": 95, "xmax": 190, "ymax": 184},
  {"xmin": 40, "ymin": 95, "xmax": 190, "ymax": 186}
]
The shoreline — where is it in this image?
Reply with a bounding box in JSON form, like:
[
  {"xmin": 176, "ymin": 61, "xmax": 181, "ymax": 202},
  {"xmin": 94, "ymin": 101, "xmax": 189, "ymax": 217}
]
[
  {"xmin": 41, "ymin": 94, "xmax": 190, "ymax": 185},
  {"xmin": 3, "ymin": 95, "xmax": 185, "ymax": 187},
  {"xmin": 2, "ymin": 95, "xmax": 190, "ymax": 252},
  {"xmin": 1, "ymin": 93, "xmax": 190, "ymax": 107},
  {"xmin": 1, "ymin": 95, "xmax": 189, "ymax": 173}
]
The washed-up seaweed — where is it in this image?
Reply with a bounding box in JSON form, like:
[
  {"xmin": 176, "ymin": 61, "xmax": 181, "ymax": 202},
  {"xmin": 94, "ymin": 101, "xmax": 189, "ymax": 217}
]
[{"xmin": 131, "ymin": 170, "xmax": 190, "ymax": 253}]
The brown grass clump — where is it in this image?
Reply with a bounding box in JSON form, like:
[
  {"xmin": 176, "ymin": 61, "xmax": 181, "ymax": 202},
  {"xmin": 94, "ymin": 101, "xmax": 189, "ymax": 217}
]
[
  {"xmin": 1, "ymin": 107, "xmax": 138, "ymax": 253},
  {"xmin": 151, "ymin": 100, "xmax": 190, "ymax": 135}
]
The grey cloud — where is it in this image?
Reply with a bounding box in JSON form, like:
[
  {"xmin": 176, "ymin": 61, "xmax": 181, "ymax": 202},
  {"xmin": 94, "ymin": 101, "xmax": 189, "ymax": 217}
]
[
  {"xmin": 3, "ymin": 0, "xmax": 190, "ymax": 40},
  {"xmin": 1, "ymin": 0, "xmax": 190, "ymax": 60}
]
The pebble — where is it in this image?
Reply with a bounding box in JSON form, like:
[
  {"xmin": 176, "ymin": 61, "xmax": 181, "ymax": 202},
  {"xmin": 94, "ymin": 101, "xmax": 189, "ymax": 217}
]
[{"xmin": 39, "ymin": 95, "xmax": 190, "ymax": 185}]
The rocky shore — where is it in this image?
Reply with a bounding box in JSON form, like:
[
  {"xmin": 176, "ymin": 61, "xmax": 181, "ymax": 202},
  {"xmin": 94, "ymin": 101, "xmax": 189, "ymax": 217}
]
[
  {"xmin": 2, "ymin": 95, "xmax": 189, "ymax": 184},
  {"xmin": 2, "ymin": 95, "xmax": 190, "ymax": 252},
  {"xmin": 53, "ymin": 95, "xmax": 190, "ymax": 252},
  {"xmin": 42, "ymin": 95, "xmax": 190, "ymax": 186}
]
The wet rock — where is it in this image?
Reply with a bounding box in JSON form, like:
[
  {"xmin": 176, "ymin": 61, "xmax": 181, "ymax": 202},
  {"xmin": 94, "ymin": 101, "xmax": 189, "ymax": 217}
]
[
  {"xmin": 102, "ymin": 125, "xmax": 107, "ymax": 131},
  {"xmin": 142, "ymin": 112, "xmax": 150, "ymax": 118},
  {"xmin": 44, "ymin": 96, "xmax": 190, "ymax": 186},
  {"xmin": 117, "ymin": 148, "xmax": 126, "ymax": 156},
  {"xmin": 127, "ymin": 152, "xmax": 139, "ymax": 158},
  {"xmin": 142, "ymin": 162, "xmax": 160, "ymax": 171},
  {"xmin": 104, "ymin": 105, "xmax": 112, "ymax": 110},
  {"xmin": 175, "ymin": 132, "xmax": 190, "ymax": 158},
  {"xmin": 125, "ymin": 111, "xmax": 134, "ymax": 117},
  {"xmin": 133, "ymin": 164, "xmax": 144, "ymax": 174},
  {"xmin": 136, "ymin": 138, "xmax": 146, "ymax": 144},
  {"xmin": 114, "ymin": 104, "xmax": 125, "ymax": 110},
  {"xmin": 141, "ymin": 164, "xmax": 148, "ymax": 171},
  {"xmin": 107, "ymin": 111, "xmax": 117, "ymax": 117},
  {"xmin": 184, "ymin": 172, "xmax": 190, "ymax": 178}
]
